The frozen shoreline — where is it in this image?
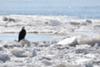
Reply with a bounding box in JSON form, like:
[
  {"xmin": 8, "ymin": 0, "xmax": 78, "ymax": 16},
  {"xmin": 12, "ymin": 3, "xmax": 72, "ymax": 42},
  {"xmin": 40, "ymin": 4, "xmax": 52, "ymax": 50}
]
[
  {"xmin": 0, "ymin": 40, "xmax": 100, "ymax": 67},
  {"xmin": 0, "ymin": 15, "xmax": 100, "ymax": 67},
  {"xmin": 0, "ymin": 15, "xmax": 100, "ymax": 34}
]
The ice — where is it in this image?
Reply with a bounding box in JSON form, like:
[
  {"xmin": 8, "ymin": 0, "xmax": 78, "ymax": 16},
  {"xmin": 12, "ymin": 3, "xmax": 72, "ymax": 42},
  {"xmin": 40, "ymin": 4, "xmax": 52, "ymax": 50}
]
[
  {"xmin": 0, "ymin": 52, "xmax": 10, "ymax": 63},
  {"xmin": 11, "ymin": 47, "xmax": 29, "ymax": 57},
  {"xmin": 0, "ymin": 15, "xmax": 100, "ymax": 67},
  {"xmin": 57, "ymin": 36, "xmax": 77, "ymax": 46},
  {"xmin": 0, "ymin": 39, "xmax": 100, "ymax": 67}
]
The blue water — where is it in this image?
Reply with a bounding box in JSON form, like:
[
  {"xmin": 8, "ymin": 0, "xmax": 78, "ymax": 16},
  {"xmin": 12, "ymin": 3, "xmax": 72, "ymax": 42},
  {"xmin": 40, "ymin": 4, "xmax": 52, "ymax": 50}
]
[
  {"xmin": 0, "ymin": 0, "xmax": 100, "ymax": 19},
  {"xmin": 0, "ymin": 34, "xmax": 60, "ymax": 42}
]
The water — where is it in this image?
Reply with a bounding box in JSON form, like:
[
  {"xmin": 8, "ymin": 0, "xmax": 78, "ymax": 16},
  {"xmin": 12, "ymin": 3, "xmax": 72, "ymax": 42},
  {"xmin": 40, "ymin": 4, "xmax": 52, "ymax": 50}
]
[
  {"xmin": 0, "ymin": 34, "xmax": 62, "ymax": 42},
  {"xmin": 0, "ymin": 6, "xmax": 100, "ymax": 19},
  {"xmin": 0, "ymin": 0, "xmax": 100, "ymax": 19}
]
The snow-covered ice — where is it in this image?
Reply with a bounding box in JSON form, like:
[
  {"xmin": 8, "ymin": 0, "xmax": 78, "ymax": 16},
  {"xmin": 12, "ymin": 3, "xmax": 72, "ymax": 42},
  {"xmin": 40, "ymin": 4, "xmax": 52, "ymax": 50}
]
[{"xmin": 0, "ymin": 15, "xmax": 100, "ymax": 67}]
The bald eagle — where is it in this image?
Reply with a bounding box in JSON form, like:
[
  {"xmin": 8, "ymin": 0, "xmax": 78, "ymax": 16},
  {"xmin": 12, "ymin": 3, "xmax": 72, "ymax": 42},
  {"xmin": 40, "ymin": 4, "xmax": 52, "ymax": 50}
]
[{"xmin": 18, "ymin": 27, "xmax": 26, "ymax": 42}]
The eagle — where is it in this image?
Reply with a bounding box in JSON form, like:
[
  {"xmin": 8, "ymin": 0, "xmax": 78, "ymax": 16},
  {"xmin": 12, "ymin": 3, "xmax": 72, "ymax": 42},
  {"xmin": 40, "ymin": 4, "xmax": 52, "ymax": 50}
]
[{"xmin": 18, "ymin": 27, "xmax": 26, "ymax": 42}]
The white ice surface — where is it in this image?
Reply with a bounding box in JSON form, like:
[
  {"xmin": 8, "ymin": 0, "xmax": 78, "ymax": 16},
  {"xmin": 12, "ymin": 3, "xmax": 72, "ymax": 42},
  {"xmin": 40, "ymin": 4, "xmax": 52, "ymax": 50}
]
[{"xmin": 0, "ymin": 15, "xmax": 99, "ymax": 67}]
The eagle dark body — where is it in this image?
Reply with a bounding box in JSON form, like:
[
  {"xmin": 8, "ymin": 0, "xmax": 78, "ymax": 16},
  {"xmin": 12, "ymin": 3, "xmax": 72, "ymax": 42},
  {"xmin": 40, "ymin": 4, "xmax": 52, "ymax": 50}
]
[{"xmin": 18, "ymin": 27, "xmax": 26, "ymax": 42}]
